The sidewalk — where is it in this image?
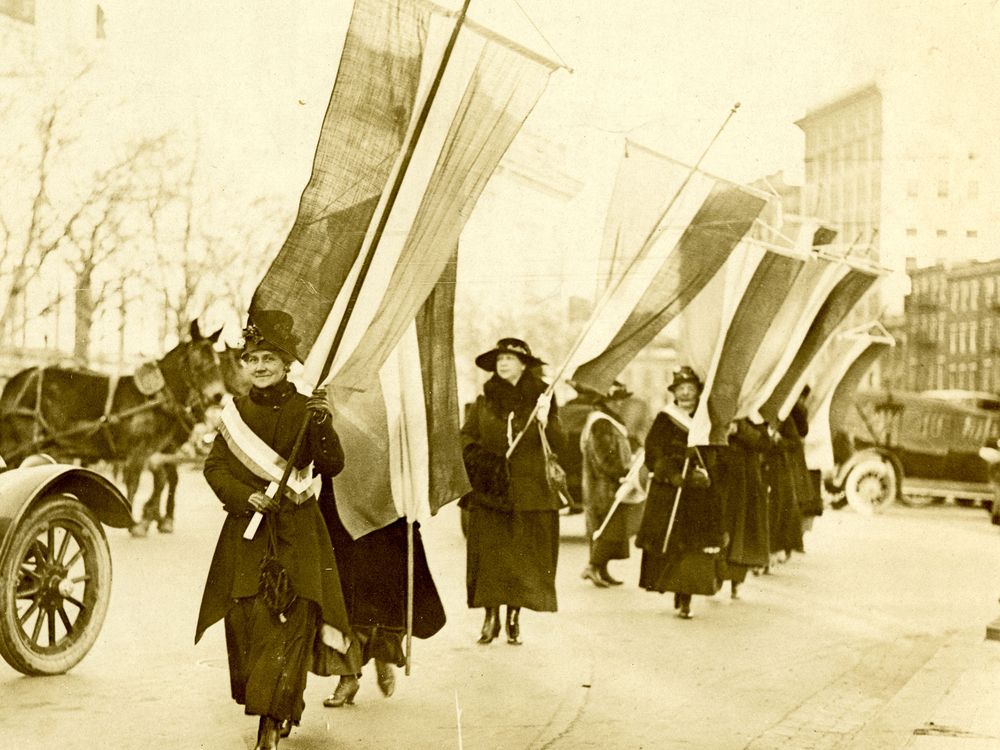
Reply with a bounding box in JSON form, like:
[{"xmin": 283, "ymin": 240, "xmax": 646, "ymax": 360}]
[{"xmin": 849, "ymin": 623, "xmax": 1000, "ymax": 749}]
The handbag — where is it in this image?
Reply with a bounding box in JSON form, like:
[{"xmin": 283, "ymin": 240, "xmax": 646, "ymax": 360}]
[
  {"xmin": 538, "ymin": 423, "xmax": 571, "ymax": 508},
  {"xmin": 258, "ymin": 513, "xmax": 297, "ymax": 621}
]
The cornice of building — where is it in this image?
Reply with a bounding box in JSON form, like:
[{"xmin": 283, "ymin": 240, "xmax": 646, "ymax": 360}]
[{"xmin": 795, "ymin": 82, "xmax": 882, "ymax": 129}]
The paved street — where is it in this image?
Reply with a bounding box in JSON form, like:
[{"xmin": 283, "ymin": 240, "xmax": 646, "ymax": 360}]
[{"xmin": 2, "ymin": 470, "xmax": 1000, "ymax": 749}]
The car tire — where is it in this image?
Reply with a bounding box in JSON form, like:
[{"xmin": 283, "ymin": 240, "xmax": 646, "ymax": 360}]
[
  {"xmin": 0, "ymin": 495, "xmax": 112, "ymax": 676},
  {"xmin": 844, "ymin": 457, "xmax": 897, "ymax": 515}
]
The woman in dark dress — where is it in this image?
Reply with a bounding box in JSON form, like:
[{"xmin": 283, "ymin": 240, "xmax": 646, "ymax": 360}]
[
  {"xmin": 718, "ymin": 418, "xmax": 771, "ymax": 598},
  {"xmin": 462, "ymin": 338, "xmax": 563, "ymax": 645},
  {"xmin": 635, "ymin": 366, "xmax": 724, "ymax": 619},
  {"xmin": 196, "ymin": 322, "xmax": 351, "ymax": 750},
  {"xmin": 318, "ymin": 501, "xmax": 446, "ymax": 707}
]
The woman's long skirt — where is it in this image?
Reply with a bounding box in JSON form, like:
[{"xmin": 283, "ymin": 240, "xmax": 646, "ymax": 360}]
[
  {"xmin": 224, "ymin": 596, "xmax": 331, "ymax": 723},
  {"xmin": 466, "ymin": 506, "xmax": 559, "ymax": 611}
]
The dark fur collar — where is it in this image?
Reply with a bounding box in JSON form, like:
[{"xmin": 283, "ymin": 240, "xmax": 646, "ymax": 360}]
[
  {"xmin": 248, "ymin": 379, "xmax": 297, "ymax": 407},
  {"xmin": 483, "ymin": 372, "xmax": 546, "ymax": 417}
]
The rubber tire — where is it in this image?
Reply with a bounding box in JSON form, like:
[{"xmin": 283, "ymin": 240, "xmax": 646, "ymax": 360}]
[
  {"xmin": 0, "ymin": 495, "xmax": 112, "ymax": 676},
  {"xmin": 844, "ymin": 457, "xmax": 897, "ymax": 515}
]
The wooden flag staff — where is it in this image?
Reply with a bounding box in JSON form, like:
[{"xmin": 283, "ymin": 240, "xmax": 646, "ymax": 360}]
[{"xmin": 506, "ymin": 103, "xmax": 742, "ymax": 460}]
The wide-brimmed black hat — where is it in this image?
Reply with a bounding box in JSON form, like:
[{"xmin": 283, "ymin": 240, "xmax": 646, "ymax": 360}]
[
  {"xmin": 475, "ymin": 337, "xmax": 544, "ymax": 372},
  {"xmin": 668, "ymin": 365, "xmax": 702, "ymax": 392},
  {"xmin": 240, "ymin": 310, "xmax": 300, "ymax": 364}
]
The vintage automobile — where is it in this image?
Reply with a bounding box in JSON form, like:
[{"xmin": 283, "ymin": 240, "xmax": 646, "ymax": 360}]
[
  {"xmin": 826, "ymin": 388, "xmax": 1000, "ymax": 512},
  {"xmin": 0, "ymin": 456, "xmax": 131, "ymax": 675}
]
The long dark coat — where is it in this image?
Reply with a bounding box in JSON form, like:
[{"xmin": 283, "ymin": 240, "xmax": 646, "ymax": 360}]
[
  {"xmin": 581, "ymin": 407, "xmax": 634, "ymax": 565},
  {"xmin": 635, "ymin": 410, "xmax": 724, "ymax": 593},
  {"xmin": 719, "ymin": 419, "xmax": 771, "ymax": 577},
  {"xmin": 764, "ymin": 404, "xmax": 811, "ymax": 555},
  {"xmin": 462, "ymin": 372, "xmax": 563, "ymax": 611},
  {"xmin": 319, "ymin": 494, "xmax": 445, "ymax": 668},
  {"xmin": 196, "ymin": 381, "xmax": 351, "ymax": 646}
]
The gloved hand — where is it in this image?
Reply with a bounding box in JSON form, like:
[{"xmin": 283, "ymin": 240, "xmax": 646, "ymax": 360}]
[
  {"xmin": 535, "ymin": 394, "xmax": 551, "ymax": 427},
  {"xmin": 685, "ymin": 466, "xmax": 711, "ymax": 489},
  {"xmin": 306, "ymin": 387, "xmax": 333, "ymax": 423},
  {"xmin": 248, "ymin": 490, "xmax": 279, "ymax": 513}
]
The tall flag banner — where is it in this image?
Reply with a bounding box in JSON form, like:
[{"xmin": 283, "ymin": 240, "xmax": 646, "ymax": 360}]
[
  {"xmin": 735, "ymin": 250, "xmax": 847, "ymax": 422},
  {"xmin": 682, "ymin": 218, "xmax": 829, "ymax": 445},
  {"xmin": 760, "ymin": 267, "xmax": 881, "ymax": 423},
  {"xmin": 803, "ymin": 327, "xmax": 894, "ymax": 473},
  {"xmin": 332, "ymin": 252, "xmax": 470, "ymax": 538},
  {"xmin": 250, "ymin": 0, "xmax": 557, "ymax": 392},
  {"xmin": 567, "ymin": 141, "xmax": 769, "ymax": 396}
]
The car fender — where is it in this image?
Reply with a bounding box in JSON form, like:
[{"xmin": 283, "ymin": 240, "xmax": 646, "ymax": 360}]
[{"xmin": 0, "ymin": 464, "xmax": 131, "ymax": 564}]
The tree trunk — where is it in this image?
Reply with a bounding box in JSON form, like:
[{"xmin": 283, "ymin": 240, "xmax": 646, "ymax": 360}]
[{"xmin": 73, "ymin": 261, "xmax": 95, "ymax": 364}]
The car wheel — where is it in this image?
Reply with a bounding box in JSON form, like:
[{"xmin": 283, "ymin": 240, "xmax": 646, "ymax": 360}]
[
  {"xmin": 0, "ymin": 495, "xmax": 112, "ymax": 675},
  {"xmin": 844, "ymin": 457, "xmax": 897, "ymax": 515}
]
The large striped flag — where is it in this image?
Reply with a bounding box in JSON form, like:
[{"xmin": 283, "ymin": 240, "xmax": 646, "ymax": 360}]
[
  {"xmin": 678, "ymin": 217, "xmax": 836, "ymax": 445},
  {"xmin": 679, "ymin": 217, "xmax": 832, "ymax": 445},
  {"xmin": 760, "ymin": 265, "xmax": 882, "ymax": 424},
  {"xmin": 247, "ymin": 0, "xmax": 557, "ymax": 536},
  {"xmin": 566, "ymin": 141, "xmax": 770, "ymax": 396},
  {"xmin": 802, "ymin": 325, "xmax": 894, "ymax": 473}
]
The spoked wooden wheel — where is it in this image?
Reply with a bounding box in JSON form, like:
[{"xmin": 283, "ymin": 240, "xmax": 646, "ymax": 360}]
[{"xmin": 0, "ymin": 495, "xmax": 112, "ymax": 675}]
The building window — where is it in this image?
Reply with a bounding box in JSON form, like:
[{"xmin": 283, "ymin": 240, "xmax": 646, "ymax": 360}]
[
  {"xmin": 958, "ymin": 363, "xmax": 968, "ymax": 388},
  {"xmin": 967, "ymin": 229, "xmax": 979, "ymax": 238},
  {"xmin": 907, "ymin": 180, "xmax": 918, "ymax": 198},
  {"xmin": 972, "ymin": 279, "xmax": 980, "ymax": 311},
  {"xmin": 949, "ymin": 363, "xmax": 957, "ymax": 388},
  {"xmin": 985, "ymin": 319, "xmax": 993, "ymax": 352},
  {"xmin": 906, "ymin": 227, "xmax": 917, "ymax": 237},
  {"xmin": 937, "ymin": 229, "xmax": 948, "ymax": 238},
  {"xmin": 959, "ymin": 321, "xmax": 967, "ymax": 354},
  {"xmin": 984, "ymin": 359, "xmax": 993, "ymax": 391},
  {"xmin": 986, "ymin": 277, "xmax": 996, "ymax": 307},
  {"xmin": 938, "ymin": 180, "xmax": 949, "ymax": 198},
  {"xmin": 970, "ymin": 362, "xmax": 978, "ymax": 388},
  {"xmin": 970, "ymin": 324, "xmax": 978, "ymax": 353},
  {"xmin": 950, "ymin": 322, "xmax": 958, "ymax": 354}
]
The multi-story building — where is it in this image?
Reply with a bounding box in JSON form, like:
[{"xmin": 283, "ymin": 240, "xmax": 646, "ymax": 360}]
[{"xmin": 893, "ymin": 258, "xmax": 1000, "ymax": 393}]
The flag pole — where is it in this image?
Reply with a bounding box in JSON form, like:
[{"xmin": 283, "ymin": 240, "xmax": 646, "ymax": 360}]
[
  {"xmin": 506, "ymin": 102, "xmax": 742, "ymax": 459},
  {"xmin": 405, "ymin": 518, "xmax": 415, "ymax": 676},
  {"xmin": 660, "ymin": 456, "xmax": 690, "ymax": 554},
  {"xmin": 256, "ymin": 0, "xmax": 473, "ymax": 527}
]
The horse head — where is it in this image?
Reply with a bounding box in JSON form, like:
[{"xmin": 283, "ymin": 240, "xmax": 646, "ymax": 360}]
[
  {"xmin": 219, "ymin": 343, "xmax": 252, "ymax": 397},
  {"xmin": 156, "ymin": 321, "xmax": 227, "ymax": 420}
]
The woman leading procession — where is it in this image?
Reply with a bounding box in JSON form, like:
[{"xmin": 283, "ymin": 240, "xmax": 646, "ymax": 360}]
[
  {"xmin": 461, "ymin": 338, "xmax": 564, "ymax": 645},
  {"xmin": 635, "ymin": 366, "xmax": 725, "ymax": 619},
  {"xmin": 195, "ymin": 320, "xmax": 352, "ymax": 750}
]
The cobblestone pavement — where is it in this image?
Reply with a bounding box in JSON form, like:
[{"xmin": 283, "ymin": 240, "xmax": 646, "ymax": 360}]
[{"xmin": 2, "ymin": 473, "xmax": 999, "ymax": 749}]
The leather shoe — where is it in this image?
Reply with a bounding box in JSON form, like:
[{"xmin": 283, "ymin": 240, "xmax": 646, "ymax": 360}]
[
  {"xmin": 477, "ymin": 607, "xmax": 500, "ymax": 644},
  {"xmin": 506, "ymin": 606, "xmax": 522, "ymax": 645},
  {"xmin": 581, "ymin": 567, "xmax": 610, "ymax": 588},
  {"xmin": 323, "ymin": 674, "xmax": 360, "ymax": 707},
  {"xmin": 598, "ymin": 565, "xmax": 623, "ymax": 586},
  {"xmin": 375, "ymin": 660, "xmax": 395, "ymax": 697}
]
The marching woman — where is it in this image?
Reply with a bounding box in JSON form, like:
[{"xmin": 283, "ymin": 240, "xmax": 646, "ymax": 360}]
[
  {"xmin": 196, "ymin": 321, "xmax": 352, "ymax": 750},
  {"xmin": 577, "ymin": 381, "xmax": 635, "ymax": 587},
  {"xmin": 718, "ymin": 418, "xmax": 771, "ymax": 598},
  {"xmin": 318, "ymin": 497, "xmax": 446, "ymax": 707},
  {"xmin": 462, "ymin": 338, "xmax": 563, "ymax": 645},
  {"xmin": 636, "ymin": 366, "xmax": 724, "ymax": 619}
]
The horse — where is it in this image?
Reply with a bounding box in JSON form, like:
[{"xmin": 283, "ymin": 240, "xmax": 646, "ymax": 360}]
[
  {"xmin": 0, "ymin": 320, "xmax": 227, "ymax": 536},
  {"xmin": 138, "ymin": 342, "xmax": 252, "ymax": 533}
]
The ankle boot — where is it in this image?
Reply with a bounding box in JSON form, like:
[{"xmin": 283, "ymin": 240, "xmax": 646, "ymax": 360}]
[
  {"xmin": 254, "ymin": 717, "xmax": 279, "ymax": 750},
  {"xmin": 506, "ymin": 606, "xmax": 522, "ymax": 645},
  {"xmin": 477, "ymin": 607, "xmax": 500, "ymax": 644}
]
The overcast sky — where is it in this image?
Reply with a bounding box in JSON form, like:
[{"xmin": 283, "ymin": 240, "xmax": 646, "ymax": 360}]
[{"xmin": 96, "ymin": 0, "xmax": 999, "ymax": 188}]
